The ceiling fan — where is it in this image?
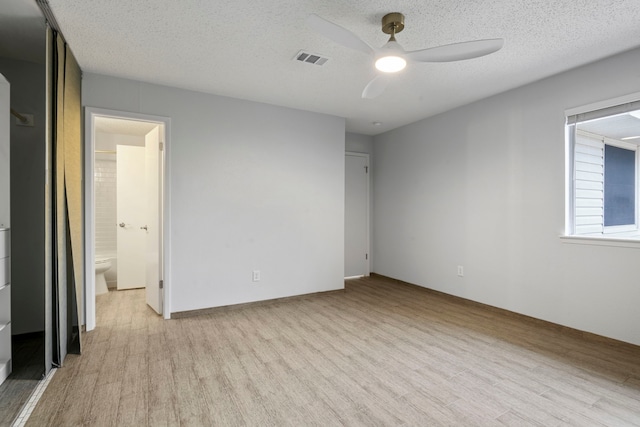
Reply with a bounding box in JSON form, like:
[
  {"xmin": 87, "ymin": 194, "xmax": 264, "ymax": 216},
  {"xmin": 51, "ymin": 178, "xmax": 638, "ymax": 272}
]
[{"xmin": 306, "ymin": 13, "xmax": 504, "ymax": 99}]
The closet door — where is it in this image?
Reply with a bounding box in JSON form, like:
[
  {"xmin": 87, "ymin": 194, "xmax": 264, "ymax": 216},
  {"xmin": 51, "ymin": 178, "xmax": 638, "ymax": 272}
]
[
  {"xmin": 0, "ymin": 230, "xmax": 10, "ymax": 384},
  {"xmin": 345, "ymin": 153, "xmax": 370, "ymax": 277},
  {"xmin": 0, "ymin": 74, "xmax": 11, "ymax": 385}
]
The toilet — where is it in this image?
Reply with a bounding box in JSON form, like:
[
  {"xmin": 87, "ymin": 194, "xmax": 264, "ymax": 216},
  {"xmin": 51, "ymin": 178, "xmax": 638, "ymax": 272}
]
[{"xmin": 95, "ymin": 257, "xmax": 112, "ymax": 295}]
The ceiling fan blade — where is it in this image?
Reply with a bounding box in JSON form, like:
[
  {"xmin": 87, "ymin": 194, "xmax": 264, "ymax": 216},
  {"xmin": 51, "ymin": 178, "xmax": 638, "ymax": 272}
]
[
  {"xmin": 406, "ymin": 38, "xmax": 504, "ymax": 63},
  {"xmin": 362, "ymin": 75, "xmax": 391, "ymax": 99},
  {"xmin": 306, "ymin": 14, "xmax": 374, "ymax": 55}
]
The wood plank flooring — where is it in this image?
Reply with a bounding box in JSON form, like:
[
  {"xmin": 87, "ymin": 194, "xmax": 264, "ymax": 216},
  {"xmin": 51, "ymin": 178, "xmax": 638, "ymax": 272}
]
[{"xmin": 26, "ymin": 275, "xmax": 640, "ymax": 426}]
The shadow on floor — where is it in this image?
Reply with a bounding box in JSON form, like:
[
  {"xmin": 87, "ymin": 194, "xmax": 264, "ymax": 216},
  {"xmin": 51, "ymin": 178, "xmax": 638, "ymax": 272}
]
[{"xmin": 0, "ymin": 332, "xmax": 45, "ymax": 426}]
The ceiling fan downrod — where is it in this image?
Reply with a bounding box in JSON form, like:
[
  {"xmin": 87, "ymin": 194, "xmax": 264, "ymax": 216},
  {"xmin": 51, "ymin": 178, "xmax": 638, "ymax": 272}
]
[{"xmin": 381, "ymin": 12, "xmax": 405, "ymax": 41}]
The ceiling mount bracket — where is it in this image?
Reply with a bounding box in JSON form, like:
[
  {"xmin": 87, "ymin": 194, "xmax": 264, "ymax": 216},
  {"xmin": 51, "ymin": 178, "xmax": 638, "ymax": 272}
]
[{"xmin": 381, "ymin": 13, "xmax": 405, "ymax": 35}]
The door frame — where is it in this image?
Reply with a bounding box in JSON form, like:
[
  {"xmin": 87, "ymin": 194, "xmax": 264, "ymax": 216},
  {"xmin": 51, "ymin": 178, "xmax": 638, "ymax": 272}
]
[
  {"xmin": 345, "ymin": 152, "xmax": 371, "ymax": 277},
  {"xmin": 84, "ymin": 107, "xmax": 172, "ymax": 331}
]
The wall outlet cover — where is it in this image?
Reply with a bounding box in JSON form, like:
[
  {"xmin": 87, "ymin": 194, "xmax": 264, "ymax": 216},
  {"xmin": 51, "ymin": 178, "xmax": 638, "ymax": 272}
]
[{"xmin": 15, "ymin": 114, "xmax": 35, "ymax": 127}]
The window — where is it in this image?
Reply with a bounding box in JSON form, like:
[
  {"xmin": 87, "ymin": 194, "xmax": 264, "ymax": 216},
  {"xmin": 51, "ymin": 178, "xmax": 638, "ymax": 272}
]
[
  {"xmin": 604, "ymin": 144, "xmax": 636, "ymax": 227},
  {"xmin": 567, "ymin": 102, "xmax": 640, "ymax": 238}
]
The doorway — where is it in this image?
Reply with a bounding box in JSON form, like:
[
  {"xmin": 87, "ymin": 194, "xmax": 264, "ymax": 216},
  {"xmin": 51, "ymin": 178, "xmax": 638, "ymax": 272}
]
[
  {"xmin": 84, "ymin": 108, "xmax": 171, "ymax": 331},
  {"xmin": 345, "ymin": 152, "xmax": 370, "ymax": 278}
]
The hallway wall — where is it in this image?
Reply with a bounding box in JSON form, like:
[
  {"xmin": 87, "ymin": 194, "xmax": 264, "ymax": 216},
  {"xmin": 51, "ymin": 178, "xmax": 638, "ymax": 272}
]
[{"xmin": 83, "ymin": 73, "xmax": 346, "ymax": 313}]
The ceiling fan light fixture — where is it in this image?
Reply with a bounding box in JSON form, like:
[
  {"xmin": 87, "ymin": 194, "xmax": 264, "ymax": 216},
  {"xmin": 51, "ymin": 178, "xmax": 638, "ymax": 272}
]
[
  {"xmin": 375, "ymin": 55, "xmax": 406, "ymax": 73},
  {"xmin": 375, "ymin": 39, "xmax": 406, "ymax": 73},
  {"xmin": 307, "ymin": 12, "xmax": 504, "ymax": 99}
]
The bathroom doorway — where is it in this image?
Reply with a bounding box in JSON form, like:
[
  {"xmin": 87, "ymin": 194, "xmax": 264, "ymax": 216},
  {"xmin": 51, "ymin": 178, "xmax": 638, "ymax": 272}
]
[{"xmin": 84, "ymin": 108, "xmax": 171, "ymax": 331}]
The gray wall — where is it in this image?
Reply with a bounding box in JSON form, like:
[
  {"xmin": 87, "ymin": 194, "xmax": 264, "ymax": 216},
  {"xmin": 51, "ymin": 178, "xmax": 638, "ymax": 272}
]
[
  {"xmin": 83, "ymin": 73, "xmax": 346, "ymax": 313},
  {"xmin": 0, "ymin": 58, "xmax": 45, "ymax": 334},
  {"xmin": 346, "ymin": 132, "xmax": 373, "ymax": 154},
  {"xmin": 373, "ymin": 47, "xmax": 640, "ymax": 346}
]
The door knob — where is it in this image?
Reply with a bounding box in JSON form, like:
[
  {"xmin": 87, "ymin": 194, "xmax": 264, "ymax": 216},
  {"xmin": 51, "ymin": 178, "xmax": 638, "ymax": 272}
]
[
  {"xmin": 119, "ymin": 222, "xmax": 126, "ymax": 228},
  {"xmin": 140, "ymin": 225, "xmax": 148, "ymax": 230}
]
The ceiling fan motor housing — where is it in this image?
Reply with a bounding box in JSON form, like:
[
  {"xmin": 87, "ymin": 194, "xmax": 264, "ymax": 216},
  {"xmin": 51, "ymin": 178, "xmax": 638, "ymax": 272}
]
[{"xmin": 382, "ymin": 12, "xmax": 405, "ymax": 35}]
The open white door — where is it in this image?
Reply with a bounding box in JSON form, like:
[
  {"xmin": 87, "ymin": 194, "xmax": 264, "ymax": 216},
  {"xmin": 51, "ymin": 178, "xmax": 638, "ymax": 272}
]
[
  {"xmin": 117, "ymin": 145, "xmax": 147, "ymax": 289},
  {"xmin": 144, "ymin": 126, "xmax": 162, "ymax": 314}
]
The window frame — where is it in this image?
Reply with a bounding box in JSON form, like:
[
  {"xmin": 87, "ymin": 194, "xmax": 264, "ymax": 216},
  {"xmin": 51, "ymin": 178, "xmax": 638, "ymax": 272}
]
[{"xmin": 565, "ymin": 93, "xmax": 640, "ymax": 242}]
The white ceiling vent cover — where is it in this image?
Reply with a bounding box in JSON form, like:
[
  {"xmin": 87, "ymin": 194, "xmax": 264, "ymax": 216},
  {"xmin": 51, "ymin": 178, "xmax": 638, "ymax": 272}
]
[{"xmin": 294, "ymin": 50, "xmax": 330, "ymax": 66}]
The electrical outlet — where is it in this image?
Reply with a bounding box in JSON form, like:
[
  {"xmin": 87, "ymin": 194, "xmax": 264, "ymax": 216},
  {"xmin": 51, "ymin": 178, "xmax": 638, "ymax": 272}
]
[
  {"xmin": 457, "ymin": 266, "xmax": 464, "ymax": 277},
  {"xmin": 252, "ymin": 270, "xmax": 261, "ymax": 282}
]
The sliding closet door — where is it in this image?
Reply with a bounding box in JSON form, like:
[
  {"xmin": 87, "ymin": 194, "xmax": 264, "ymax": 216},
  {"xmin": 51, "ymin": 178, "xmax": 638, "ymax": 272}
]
[
  {"xmin": 62, "ymin": 36, "xmax": 83, "ymax": 355},
  {"xmin": 52, "ymin": 32, "xmax": 83, "ymax": 363}
]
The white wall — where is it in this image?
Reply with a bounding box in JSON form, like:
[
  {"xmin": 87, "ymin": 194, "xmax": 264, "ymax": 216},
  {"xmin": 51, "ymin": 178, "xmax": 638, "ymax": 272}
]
[
  {"xmin": 346, "ymin": 132, "xmax": 373, "ymax": 154},
  {"xmin": 373, "ymin": 47, "xmax": 640, "ymax": 346},
  {"xmin": 83, "ymin": 73, "xmax": 346, "ymax": 313}
]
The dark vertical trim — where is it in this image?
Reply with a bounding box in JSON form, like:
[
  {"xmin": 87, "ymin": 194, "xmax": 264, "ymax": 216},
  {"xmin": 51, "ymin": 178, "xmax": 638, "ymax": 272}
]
[
  {"xmin": 44, "ymin": 24, "xmax": 57, "ymax": 369},
  {"xmin": 50, "ymin": 28, "xmax": 62, "ymax": 366}
]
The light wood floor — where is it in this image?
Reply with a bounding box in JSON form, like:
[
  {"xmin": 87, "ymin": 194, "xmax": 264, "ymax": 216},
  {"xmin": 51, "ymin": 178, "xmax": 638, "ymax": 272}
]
[{"xmin": 26, "ymin": 275, "xmax": 640, "ymax": 426}]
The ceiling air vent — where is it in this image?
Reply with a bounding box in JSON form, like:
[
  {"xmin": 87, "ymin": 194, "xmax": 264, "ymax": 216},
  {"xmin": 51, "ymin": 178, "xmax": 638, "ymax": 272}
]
[{"xmin": 294, "ymin": 50, "xmax": 329, "ymax": 66}]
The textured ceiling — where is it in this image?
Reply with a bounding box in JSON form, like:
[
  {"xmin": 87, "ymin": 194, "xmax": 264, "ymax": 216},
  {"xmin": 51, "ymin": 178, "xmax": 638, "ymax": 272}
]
[{"xmin": 40, "ymin": 1, "xmax": 640, "ymax": 135}]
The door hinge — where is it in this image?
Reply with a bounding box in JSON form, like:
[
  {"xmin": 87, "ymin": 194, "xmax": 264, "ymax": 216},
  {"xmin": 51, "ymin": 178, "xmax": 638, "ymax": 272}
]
[
  {"xmin": 365, "ymin": 253, "xmax": 368, "ymax": 260},
  {"xmin": 159, "ymin": 280, "xmax": 164, "ymax": 289},
  {"xmin": 365, "ymin": 166, "xmax": 368, "ymax": 173},
  {"xmin": 159, "ymin": 142, "xmax": 164, "ymax": 151}
]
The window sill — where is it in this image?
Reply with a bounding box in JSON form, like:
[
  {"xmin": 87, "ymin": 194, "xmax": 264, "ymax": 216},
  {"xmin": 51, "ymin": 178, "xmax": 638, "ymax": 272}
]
[{"xmin": 560, "ymin": 235, "xmax": 640, "ymax": 249}]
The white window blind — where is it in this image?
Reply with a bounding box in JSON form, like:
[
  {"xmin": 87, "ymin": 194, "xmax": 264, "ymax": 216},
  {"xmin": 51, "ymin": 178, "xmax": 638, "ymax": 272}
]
[{"xmin": 574, "ymin": 132, "xmax": 604, "ymax": 235}]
